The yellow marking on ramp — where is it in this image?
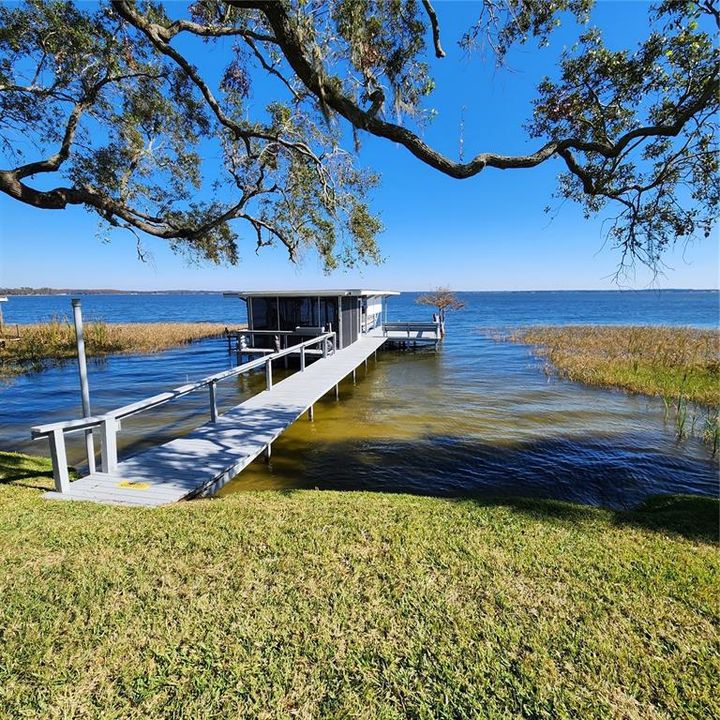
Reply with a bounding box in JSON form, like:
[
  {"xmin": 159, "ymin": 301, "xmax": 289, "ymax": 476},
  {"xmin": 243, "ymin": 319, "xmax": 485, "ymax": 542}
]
[{"xmin": 117, "ymin": 480, "xmax": 151, "ymax": 490}]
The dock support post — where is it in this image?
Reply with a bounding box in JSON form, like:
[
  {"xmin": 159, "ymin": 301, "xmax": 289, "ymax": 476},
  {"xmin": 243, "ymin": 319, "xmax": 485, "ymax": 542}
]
[
  {"xmin": 265, "ymin": 443, "xmax": 272, "ymax": 462},
  {"xmin": 48, "ymin": 428, "xmax": 70, "ymax": 493},
  {"xmin": 301, "ymin": 346, "xmax": 306, "ymax": 371},
  {"xmin": 99, "ymin": 417, "xmax": 119, "ymax": 474},
  {"xmin": 308, "ymin": 405, "xmax": 314, "ymax": 421},
  {"xmin": 265, "ymin": 358, "xmax": 273, "ymax": 391},
  {"xmin": 352, "ymin": 368, "xmax": 356, "ymax": 384},
  {"xmin": 335, "ymin": 383, "xmax": 339, "ymax": 400},
  {"xmin": 209, "ymin": 380, "xmax": 218, "ymax": 422},
  {"xmin": 364, "ymin": 358, "xmax": 368, "ymax": 372}
]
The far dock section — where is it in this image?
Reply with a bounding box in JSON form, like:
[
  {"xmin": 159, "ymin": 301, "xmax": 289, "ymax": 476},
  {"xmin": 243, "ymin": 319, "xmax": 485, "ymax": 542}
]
[
  {"xmin": 372, "ymin": 322, "xmax": 441, "ymax": 347},
  {"xmin": 35, "ymin": 335, "xmax": 386, "ymax": 506}
]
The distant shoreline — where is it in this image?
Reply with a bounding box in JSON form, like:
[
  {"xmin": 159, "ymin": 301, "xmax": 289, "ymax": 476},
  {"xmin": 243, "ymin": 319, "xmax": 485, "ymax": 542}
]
[
  {"xmin": 2, "ymin": 288, "xmax": 717, "ymax": 297},
  {"xmin": 0, "ymin": 289, "xmax": 228, "ymax": 296}
]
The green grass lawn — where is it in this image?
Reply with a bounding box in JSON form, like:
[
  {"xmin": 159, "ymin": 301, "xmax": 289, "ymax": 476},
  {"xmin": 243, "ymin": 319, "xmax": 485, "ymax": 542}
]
[{"xmin": 1, "ymin": 452, "xmax": 718, "ymax": 719}]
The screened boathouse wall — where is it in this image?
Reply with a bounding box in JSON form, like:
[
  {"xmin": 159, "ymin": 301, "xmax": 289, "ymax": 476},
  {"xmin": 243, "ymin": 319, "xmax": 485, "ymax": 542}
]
[{"xmin": 248, "ymin": 296, "xmax": 341, "ymax": 349}]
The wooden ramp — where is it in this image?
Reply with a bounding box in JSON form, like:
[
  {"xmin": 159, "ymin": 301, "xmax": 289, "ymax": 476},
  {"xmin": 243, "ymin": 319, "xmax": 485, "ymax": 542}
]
[{"xmin": 43, "ymin": 336, "xmax": 387, "ymax": 507}]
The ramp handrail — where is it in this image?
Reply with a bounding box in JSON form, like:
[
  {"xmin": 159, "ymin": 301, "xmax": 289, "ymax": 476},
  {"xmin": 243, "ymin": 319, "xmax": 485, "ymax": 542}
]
[{"xmin": 31, "ymin": 332, "xmax": 336, "ymax": 493}]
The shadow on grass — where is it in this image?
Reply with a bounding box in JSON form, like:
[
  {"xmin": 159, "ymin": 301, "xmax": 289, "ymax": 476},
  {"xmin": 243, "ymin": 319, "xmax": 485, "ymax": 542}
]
[
  {"xmin": 619, "ymin": 494, "xmax": 719, "ymax": 544},
  {"xmin": 0, "ymin": 451, "xmax": 65, "ymax": 491},
  {"xmin": 457, "ymin": 494, "xmax": 719, "ymax": 545},
  {"xmin": 3, "ymin": 429, "xmax": 717, "ymax": 546},
  {"xmin": 229, "ymin": 432, "xmax": 719, "ymax": 545}
]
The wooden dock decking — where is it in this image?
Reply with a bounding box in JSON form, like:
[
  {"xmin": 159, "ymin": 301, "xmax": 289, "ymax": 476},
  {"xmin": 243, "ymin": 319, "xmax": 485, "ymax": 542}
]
[{"xmin": 43, "ymin": 336, "xmax": 387, "ymax": 507}]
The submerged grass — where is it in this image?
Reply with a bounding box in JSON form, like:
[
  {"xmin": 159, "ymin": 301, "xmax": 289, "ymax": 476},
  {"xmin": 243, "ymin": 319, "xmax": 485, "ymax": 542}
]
[
  {"xmin": 1, "ymin": 451, "xmax": 718, "ymax": 719},
  {"xmin": 0, "ymin": 320, "xmax": 228, "ymax": 377}
]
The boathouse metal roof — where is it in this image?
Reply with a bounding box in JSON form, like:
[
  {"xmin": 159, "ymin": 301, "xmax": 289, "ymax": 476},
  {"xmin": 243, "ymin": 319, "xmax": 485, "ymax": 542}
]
[{"xmin": 224, "ymin": 289, "xmax": 400, "ymax": 298}]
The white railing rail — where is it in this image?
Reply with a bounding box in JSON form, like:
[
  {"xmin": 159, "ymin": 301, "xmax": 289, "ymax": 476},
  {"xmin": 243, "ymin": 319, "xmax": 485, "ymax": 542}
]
[
  {"xmin": 382, "ymin": 321, "xmax": 440, "ymax": 339},
  {"xmin": 32, "ymin": 332, "xmax": 336, "ymax": 493}
]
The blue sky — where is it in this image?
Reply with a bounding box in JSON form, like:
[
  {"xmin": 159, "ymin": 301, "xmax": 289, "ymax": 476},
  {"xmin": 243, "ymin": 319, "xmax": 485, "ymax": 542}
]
[{"xmin": 0, "ymin": 1, "xmax": 717, "ymax": 291}]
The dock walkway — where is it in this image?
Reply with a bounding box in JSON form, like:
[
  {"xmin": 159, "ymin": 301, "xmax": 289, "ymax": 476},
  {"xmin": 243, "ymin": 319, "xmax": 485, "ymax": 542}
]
[{"xmin": 44, "ymin": 335, "xmax": 387, "ymax": 507}]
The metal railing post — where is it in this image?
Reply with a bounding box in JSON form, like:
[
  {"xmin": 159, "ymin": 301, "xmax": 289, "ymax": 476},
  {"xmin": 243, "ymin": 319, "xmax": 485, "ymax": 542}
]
[
  {"xmin": 48, "ymin": 428, "xmax": 70, "ymax": 493},
  {"xmin": 99, "ymin": 417, "xmax": 119, "ymax": 474},
  {"xmin": 323, "ymin": 337, "xmax": 328, "ymax": 358},
  {"xmin": 300, "ymin": 345, "xmax": 306, "ymax": 371},
  {"xmin": 265, "ymin": 357, "xmax": 273, "ymax": 390},
  {"xmin": 209, "ymin": 380, "xmax": 218, "ymax": 422},
  {"xmin": 71, "ymin": 299, "xmax": 96, "ymax": 474}
]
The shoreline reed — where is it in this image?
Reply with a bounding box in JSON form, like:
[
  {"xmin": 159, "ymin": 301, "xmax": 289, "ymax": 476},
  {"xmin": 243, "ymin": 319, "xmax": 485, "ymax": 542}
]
[{"xmin": 0, "ymin": 320, "xmax": 230, "ymax": 377}]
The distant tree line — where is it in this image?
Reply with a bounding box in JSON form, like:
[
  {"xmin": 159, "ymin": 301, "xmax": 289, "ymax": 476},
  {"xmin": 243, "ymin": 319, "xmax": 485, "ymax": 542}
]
[{"xmin": 0, "ymin": 288, "xmax": 228, "ymax": 295}]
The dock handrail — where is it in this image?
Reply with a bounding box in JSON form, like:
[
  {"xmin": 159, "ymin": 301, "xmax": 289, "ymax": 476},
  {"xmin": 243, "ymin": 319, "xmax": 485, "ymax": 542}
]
[
  {"xmin": 382, "ymin": 321, "xmax": 440, "ymax": 338},
  {"xmin": 32, "ymin": 332, "xmax": 336, "ymax": 492}
]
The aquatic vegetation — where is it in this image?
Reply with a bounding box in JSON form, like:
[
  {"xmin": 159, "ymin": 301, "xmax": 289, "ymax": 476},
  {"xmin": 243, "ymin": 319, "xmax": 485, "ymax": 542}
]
[
  {"xmin": 512, "ymin": 326, "xmax": 719, "ymax": 405},
  {"xmin": 0, "ymin": 320, "xmax": 228, "ymax": 376},
  {"xmin": 703, "ymin": 412, "xmax": 720, "ymax": 455},
  {"xmin": 0, "ymin": 451, "xmax": 717, "ymax": 719},
  {"xmin": 512, "ymin": 325, "xmax": 720, "ymax": 445}
]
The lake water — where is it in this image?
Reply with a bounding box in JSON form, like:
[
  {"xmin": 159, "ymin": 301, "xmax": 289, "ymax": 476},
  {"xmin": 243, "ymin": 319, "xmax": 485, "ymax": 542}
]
[{"xmin": 1, "ymin": 290, "xmax": 718, "ymax": 509}]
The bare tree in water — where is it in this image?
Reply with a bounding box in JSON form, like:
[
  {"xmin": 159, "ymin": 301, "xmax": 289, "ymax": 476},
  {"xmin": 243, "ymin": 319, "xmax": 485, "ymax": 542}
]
[{"xmin": 416, "ymin": 288, "xmax": 465, "ymax": 337}]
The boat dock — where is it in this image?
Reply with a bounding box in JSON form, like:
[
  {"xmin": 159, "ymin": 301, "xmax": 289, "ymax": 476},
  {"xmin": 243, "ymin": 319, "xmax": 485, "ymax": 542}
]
[
  {"xmin": 33, "ymin": 334, "xmax": 386, "ymax": 507},
  {"xmin": 31, "ymin": 288, "xmax": 442, "ymax": 507}
]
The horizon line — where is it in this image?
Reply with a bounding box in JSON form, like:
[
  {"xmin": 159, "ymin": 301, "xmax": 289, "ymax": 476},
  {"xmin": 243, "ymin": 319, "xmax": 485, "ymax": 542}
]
[{"xmin": 1, "ymin": 287, "xmax": 718, "ymax": 295}]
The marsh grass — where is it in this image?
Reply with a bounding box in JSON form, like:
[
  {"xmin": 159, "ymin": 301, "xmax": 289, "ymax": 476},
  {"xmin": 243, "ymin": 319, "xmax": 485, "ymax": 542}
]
[
  {"xmin": 0, "ymin": 320, "xmax": 228, "ymax": 376},
  {"xmin": 703, "ymin": 413, "xmax": 720, "ymax": 454},
  {"xmin": 512, "ymin": 325, "xmax": 719, "ymax": 445},
  {"xmin": 513, "ymin": 325, "xmax": 719, "ymax": 405},
  {"xmin": 0, "ymin": 451, "xmax": 718, "ymax": 719}
]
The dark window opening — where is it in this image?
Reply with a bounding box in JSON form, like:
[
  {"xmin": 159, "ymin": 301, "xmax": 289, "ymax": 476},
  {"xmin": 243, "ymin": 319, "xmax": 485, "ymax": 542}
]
[
  {"xmin": 278, "ymin": 297, "xmax": 319, "ymax": 329},
  {"xmin": 318, "ymin": 298, "xmax": 337, "ymax": 331},
  {"xmin": 251, "ymin": 297, "xmax": 278, "ymax": 330}
]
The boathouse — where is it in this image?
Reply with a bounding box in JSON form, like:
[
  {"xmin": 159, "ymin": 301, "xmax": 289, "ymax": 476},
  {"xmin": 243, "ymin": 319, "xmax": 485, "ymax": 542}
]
[{"xmin": 224, "ymin": 289, "xmax": 399, "ymax": 351}]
